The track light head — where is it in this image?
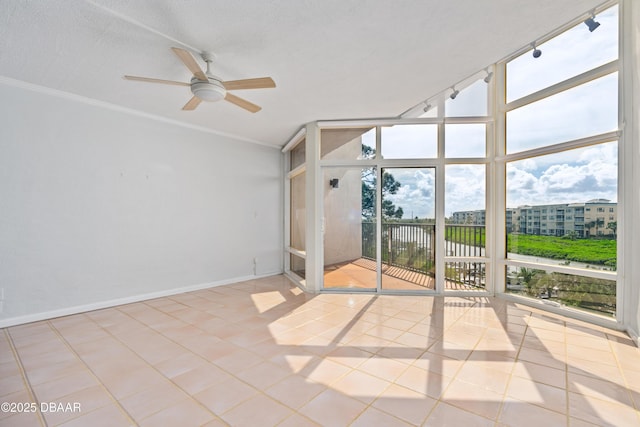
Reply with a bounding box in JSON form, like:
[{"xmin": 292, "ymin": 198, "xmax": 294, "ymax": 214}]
[
  {"xmin": 531, "ymin": 43, "xmax": 542, "ymax": 58},
  {"xmin": 584, "ymin": 16, "xmax": 600, "ymax": 32},
  {"xmin": 423, "ymin": 103, "xmax": 432, "ymax": 112},
  {"xmin": 483, "ymin": 71, "xmax": 493, "ymax": 83},
  {"xmin": 450, "ymin": 88, "xmax": 459, "ymax": 100}
]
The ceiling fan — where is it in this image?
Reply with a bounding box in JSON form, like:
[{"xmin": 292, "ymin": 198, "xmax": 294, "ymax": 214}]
[{"xmin": 124, "ymin": 47, "xmax": 275, "ymax": 113}]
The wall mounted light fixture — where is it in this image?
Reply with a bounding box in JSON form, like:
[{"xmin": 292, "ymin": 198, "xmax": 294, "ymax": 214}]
[{"xmin": 329, "ymin": 178, "xmax": 339, "ymax": 188}]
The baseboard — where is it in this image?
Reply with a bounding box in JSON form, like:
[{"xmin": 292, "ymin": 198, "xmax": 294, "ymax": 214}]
[
  {"xmin": 627, "ymin": 326, "xmax": 640, "ymax": 348},
  {"xmin": 0, "ymin": 272, "xmax": 282, "ymax": 328}
]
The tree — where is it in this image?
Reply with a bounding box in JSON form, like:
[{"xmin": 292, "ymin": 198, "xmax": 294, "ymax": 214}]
[
  {"xmin": 517, "ymin": 267, "xmax": 537, "ymax": 295},
  {"xmin": 607, "ymin": 221, "xmax": 617, "ymax": 237},
  {"xmin": 361, "ymin": 148, "xmax": 404, "ymax": 219}
]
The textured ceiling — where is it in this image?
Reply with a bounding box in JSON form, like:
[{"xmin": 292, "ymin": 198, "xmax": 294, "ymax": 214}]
[{"xmin": 0, "ymin": 0, "xmax": 603, "ymax": 147}]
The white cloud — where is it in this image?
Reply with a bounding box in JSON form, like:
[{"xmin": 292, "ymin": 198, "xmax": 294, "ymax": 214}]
[{"xmin": 507, "ymin": 142, "xmax": 618, "ymax": 207}]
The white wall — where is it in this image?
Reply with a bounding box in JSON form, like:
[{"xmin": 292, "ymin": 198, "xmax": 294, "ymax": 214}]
[{"xmin": 0, "ymin": 81, "xmax": 283, "ymax": 326}]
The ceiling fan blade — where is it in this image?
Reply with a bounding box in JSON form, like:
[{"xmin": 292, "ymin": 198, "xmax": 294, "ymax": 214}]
[
  {"xmin": 124, "ymin": 75, "xmax": 189, "ymax": 86},
  {"xmin": 224, "ymin": 93, "xmax": 262, "ymax": 113},
  {"xmin": 171, "ymin": 47, "xmax": 207, "ymax": 81},
  {"xmin": 182, "ymin": 96, "xmax": 202, "ymax": 111},
  {"xmin": 222, "ymin": 77, "xmax": 276, "ymax": 90}
]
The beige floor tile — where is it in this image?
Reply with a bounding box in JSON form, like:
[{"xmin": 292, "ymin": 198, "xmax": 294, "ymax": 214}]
[
  {"xmin": 119, "ymin": 382, "xmax": 189, "ymax": 421},
  {"xmin": 236, "ymin": 360, "xmax": 293, "ymax": 389},
  {"xmin": 372, "ymin": 383, "xmax": 437, "ymax": 425},
  {"xmin": 441, "ymin": 379, "xmax": 504, "ymax": 420},
  {"xmin": 498, "ymin": 399, "xmax": 567, "ymax": 427},
  {"xmin": 41, "ymin": 384, "xmax": 113, "ymax": 426},
  {"xmin": 56, "ymin": 403, "xmax": 133, "ymax": 427},
  {"xmin": 153, "ymin": 351, "xmax": 207, "ymax": 379},
  {"xmin": 351, "ymin": 406, "xmax": 412, "ymax": 427},
  {"xmin": 412, "ymin": 351, "xmax": 464, "ymax": 378},
  {"xmin": 0, "ymin": 390, "xmax": 32, "ymax": 421},
  {"xmin": 568, "ymin": 372, "xmax": 634, "ymax": 406},
  {"xmin": 456, "ymin": 362, "xmax": 512, "ymax": 394},
  {"xmin": 2, "ymin": 276, "xmax": 638, "ymax": 427},
  {"xmin": 323, "ymin": 346, "xmax": 373, "ymax": 369},
  {"xmin": 357, "ymin": 355, "xmax": 409, "ymax": 382},
  {"xmin": 220, "ymin": 393, "xmax": 293, "ymax": 427},
  {"xmin": 0, "ymin": 411, "xmax": 44, "ymax": 427},
  {"xmin": 423, "ymin": 402, "xmax": 494, "ymax": 427},
  {"xmin": 172, "ymin": 363, "xmax": 233, "ymax": 395},
  {"xmin": 395, "ymin": 365, "xmax": 452, "ymax": 399},
  {"xmin": 330, "ymin": 369, "xmax": 391, "ymax": 404},
  {"xmin": 211, "ymin": 346, "xmax": 264, "ymax": 374},
  {"xmin": 100, "ymin": 365, "xmax": 166, "ymax": 399},
  {"xmin": 569, "ymin": 392, "xmax": 640, "ymax": 426},
  {"xmin": 304, "ymin": 358, "xmax": 352, "ymax": 386},
  {"xmin": 138, "ymin": 398, "xmax": 214, "ymax": 427},
  {"xmin": 194, "ymin": 377, "xmax": 258, "ymax": 415},
  {"xmin": 276, "ymin": 413, "xmax": 321, "ymax": 427},
  {"xmin": 31, "ymin": 370, "xmax": 99, "ymax": 402},
  {"xmin": 0, "ymin": 373, "xmax": 28, "ymax": 398},
  {"xmin": 512, "ymin": 360, "xmax": 566, "ymax": 389},
  {"xmin": 269, "ymin": 352, "xmax": 318, "ymax": 374},
  {"xmin": 299, "ymin": 389, "xmax": 367, "ymax": 426},
  {"xmin": 265, "ymin": 374, "xmax": 326, "ymax": 409},
  {"xmin": 506, "ymin": 376, "xmax": 567, "ymax": 414},
  {"xmin": 517, "ymin": 346, "xmax": 566, "ymax": 370}
]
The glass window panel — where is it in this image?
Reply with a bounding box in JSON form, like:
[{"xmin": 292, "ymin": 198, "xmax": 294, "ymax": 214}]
[
  {"xmin": 321, "ymin": 128, "xmax": 376, "ymax": 160},
  {"xmin": 290, "ymin": 172, "xmax": 305, "ymax": 251},
  {"xmin": 323, "ymin": 167, "xmax": 376, "ymax": 290},
  {"xmin": 506, "ymin": 266, "xmax": 615, "ymax": 317},
  {"xmin": 506, "ymin": 73, "xmax": 618, "ymax": 154},
  {"xmin": 445, "ymin": 124, "xmax": 486, "ymax": 158},
  {"xmin": 381, "ymin": 168, "xmax": 436, "ymax": 291},
  {"xmin": 445, "ymin": 262, "xmax": 486, "ymax": 291},
  {"xmin": 506, "ymin": 142, "xmax": 617, "ymax": 271},
  {"xmin": 290, "ymin": 254, "xmax": 306, "ymax": 279},
  {"xmin": 445, "ymin": 165, "xmax": 486, "ymax": 256},
  {"xmin": 445, "ymin": 79, "xmax": 488, "ymax": 117},
  {"xmin": 381, "ymin": 125, "xmax": 437, "ymax": 159},
  {"xmin": 507, "ymin": 5, "xmax": 618, "ymax": 103},
  {"xmin": 290, "ymin": 139, "xmax": 305, "ymax": 170}
]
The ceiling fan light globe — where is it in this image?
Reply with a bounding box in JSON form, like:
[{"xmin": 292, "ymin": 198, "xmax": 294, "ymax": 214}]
[{"xmin": 191, "ymin": 80, "xmax": 226, "ymax": 102}]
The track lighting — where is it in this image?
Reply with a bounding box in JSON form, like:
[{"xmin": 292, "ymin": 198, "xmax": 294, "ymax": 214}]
[
  {"xmin": 449, "ymin": 87, "xmax": 459, "ymax": 100},
  {"xmin": 584, "ymin": 11, "xmax": 600, "ymax": 32},
  {"xmin": 423, "ymin": 103, "xmax": 432, "ymax": 112},
  {"xmin": 483, "ymin": 69, "xmax": 493, "ymax": 83},
  {"xmin": 531, "ymin": 42, "xmax": 542, "ymax": 58}
]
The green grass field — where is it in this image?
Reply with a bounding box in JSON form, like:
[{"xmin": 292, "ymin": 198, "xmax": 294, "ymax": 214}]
[
  {"xmin": 507, "ymin": 234, "xmax": 616, "ymax": 267},
  {"xmin": 444, "ymin": 226, "xmax": 616, "ymax": 267}
]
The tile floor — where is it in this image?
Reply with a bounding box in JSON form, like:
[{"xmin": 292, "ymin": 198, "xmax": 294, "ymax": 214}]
[{"xmin": 1, "ymin": 275, "xmax": 639, "ymax": 426}]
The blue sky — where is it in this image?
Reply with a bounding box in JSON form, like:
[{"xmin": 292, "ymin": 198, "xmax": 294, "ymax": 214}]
[{"xmin": 377, "ymin": 5, "xmax": 618, "ymax": 219}]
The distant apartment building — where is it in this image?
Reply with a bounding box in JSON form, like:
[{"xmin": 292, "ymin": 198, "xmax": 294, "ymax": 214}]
[
  {"xmin": 450, "ymin": 209, "xmax": 485, "ymax": 225},
  {"xmin": 452, "ymin": 199, "xmax": 617, "ymax": 238}
]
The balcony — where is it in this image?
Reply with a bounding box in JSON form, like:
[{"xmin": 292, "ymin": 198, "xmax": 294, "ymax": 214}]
[{"xmin": 324, "ymin": 223, "xmax": 486, "ymax": 291}]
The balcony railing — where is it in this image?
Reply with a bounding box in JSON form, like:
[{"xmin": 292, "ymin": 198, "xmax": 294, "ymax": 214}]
[{"xmin": 362, "ymin": 222, "xmax": 485, "ymax": 288}]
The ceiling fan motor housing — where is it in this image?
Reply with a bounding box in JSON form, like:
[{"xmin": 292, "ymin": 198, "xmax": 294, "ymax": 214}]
[{"xmin": 191, "ymin": 78, "xmax": 226, "ymax": 102}]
